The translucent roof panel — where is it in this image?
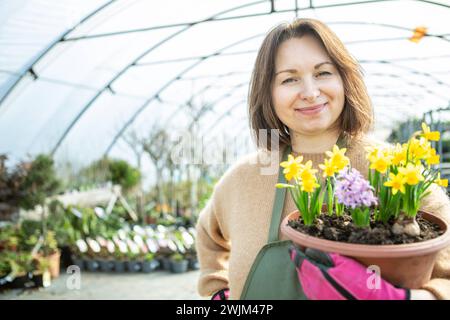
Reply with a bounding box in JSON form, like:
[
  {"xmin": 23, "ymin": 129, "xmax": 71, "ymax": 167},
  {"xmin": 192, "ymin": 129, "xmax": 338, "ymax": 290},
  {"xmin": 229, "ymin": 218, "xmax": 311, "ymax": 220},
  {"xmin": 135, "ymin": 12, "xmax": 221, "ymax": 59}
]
[
  {"xmin": 1, "ymin": 0, "xmax": 450, "ymax": 168},
  {"xmin": 0, "ymin": 0, "xmax": 109, "ymax": 72}
]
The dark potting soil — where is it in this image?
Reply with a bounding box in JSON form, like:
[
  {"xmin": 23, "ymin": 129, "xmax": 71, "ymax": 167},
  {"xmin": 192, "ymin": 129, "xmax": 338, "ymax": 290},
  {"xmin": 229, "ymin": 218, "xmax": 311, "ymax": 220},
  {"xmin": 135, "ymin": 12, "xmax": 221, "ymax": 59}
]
[{"xmin": 287, "ymin": 213, "xmax": 443, "ymax": 245}]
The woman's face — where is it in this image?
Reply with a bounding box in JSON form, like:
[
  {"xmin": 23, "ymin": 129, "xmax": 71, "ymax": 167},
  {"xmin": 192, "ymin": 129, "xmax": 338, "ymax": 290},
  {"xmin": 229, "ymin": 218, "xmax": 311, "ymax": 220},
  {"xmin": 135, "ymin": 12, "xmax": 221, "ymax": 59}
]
[{"xmin": 272, "ymin": 35, "xmax": 345, "ymax": 137}]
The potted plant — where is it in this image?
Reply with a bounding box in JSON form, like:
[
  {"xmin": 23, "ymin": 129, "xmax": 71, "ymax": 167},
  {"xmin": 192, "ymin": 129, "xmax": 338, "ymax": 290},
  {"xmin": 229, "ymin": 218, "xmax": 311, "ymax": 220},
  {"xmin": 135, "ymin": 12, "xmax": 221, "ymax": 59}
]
[
  {"xmin": 125, "ymin": 251, "xmax": 141, "ymax": 272},
  {"xmin": 141, "ymin": 253, "xmax": 159, "ymax": 273},
  {"xmin": 47, "ymin": 200, "xmax": 78, "ymax": 269},
  {"xmin": 144, "ymin": 207, "xmax": 160, "ymax": 225},
  {"xmin": 31, "ymin": 230, "xmax": 60, "ymax": 279},
  {"xmin": 279, "ymin": 122, "xmax": 450, "ymax": 289},
  {"xmin": 84, "ymin": 238, "xmax": 101, "ymax": 272},
  {"xmin": 156, "ymin": 236, "xmax": 178, "ymax": 271},
  {"xmin": 185, "ymin": 249, "xmax": 199, "ymax": 271},
  {"xmin": 41, "ymin": 231, "xmax": 60, "ymax": 278},
  {"xmin": 0, "ymin": 250, "xmax": 48, "ymax": 289},
  {"xmin": 96, "ymin": 238, "xmax": 115, "ymax": 272},
  {"xmin": 176, "ymin": 227, "xmax": 198, "ymax": 270},
  {"xmin": 169, "ymin": 253, "xmax": 188, "ymax": 274},
  {"xmin": 70, "ymin": 239, "xmax": 89, "ymax": 270},
  {"xmin": 112, "ymin": 239, "xmax": 128, "ymax": 272},
  {"xmin": 71, "ymin": 253, "xmax": 85, "ymax": 271}
]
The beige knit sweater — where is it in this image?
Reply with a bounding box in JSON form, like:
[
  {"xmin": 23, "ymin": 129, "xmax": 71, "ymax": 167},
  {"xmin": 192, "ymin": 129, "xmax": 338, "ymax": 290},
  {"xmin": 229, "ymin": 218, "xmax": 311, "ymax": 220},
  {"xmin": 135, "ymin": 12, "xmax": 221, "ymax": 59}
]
[{"xmin": 195, "ymin": 135, "xmax": 450, "ymax": 300}]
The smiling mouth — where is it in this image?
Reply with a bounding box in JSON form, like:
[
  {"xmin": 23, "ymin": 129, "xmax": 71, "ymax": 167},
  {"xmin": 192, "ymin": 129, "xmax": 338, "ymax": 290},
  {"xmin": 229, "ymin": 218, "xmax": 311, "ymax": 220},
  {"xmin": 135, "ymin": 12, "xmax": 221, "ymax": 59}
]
[{"xmin": 295, "ymin": 103, "xmax": 327, "ymax": 115}]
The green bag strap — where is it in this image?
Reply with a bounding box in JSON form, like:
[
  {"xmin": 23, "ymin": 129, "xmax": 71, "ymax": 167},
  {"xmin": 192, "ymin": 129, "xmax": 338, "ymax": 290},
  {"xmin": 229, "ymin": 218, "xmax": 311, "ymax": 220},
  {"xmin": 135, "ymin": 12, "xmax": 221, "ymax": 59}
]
[
  {"xmin": 335, "ymin": 132, "xmax": 347, "ymax": 149},
  {"xmin": 267, "ymin": 145, "xmax": 291, "ymax": 243},
  {"xmin": 267, "ymin": 132, "xmax": 348, "ymax": 243}
]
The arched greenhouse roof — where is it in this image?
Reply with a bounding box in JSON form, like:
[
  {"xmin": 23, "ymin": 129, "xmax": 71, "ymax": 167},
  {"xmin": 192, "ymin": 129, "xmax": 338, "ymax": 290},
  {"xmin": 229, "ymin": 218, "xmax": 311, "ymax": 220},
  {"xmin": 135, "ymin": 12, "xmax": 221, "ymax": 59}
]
[{"xmin": 1, "ymin": 0, "xmax": 450, "ymax": 169}]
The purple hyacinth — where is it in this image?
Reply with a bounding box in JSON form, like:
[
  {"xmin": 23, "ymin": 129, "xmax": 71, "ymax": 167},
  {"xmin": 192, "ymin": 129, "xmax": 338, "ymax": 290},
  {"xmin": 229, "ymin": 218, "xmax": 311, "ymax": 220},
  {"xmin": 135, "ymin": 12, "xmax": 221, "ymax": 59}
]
[{"xmin": 335, "ymin": 168, "xmax": 378, "ymax": 209}]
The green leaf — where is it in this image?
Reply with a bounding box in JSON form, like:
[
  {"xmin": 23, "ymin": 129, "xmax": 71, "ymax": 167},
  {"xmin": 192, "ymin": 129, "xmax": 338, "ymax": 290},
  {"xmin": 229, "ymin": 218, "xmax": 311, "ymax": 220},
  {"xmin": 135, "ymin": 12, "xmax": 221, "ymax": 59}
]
[{"xmin": 275, "ymin": 183, "xmax": 295, "ymax": 189}]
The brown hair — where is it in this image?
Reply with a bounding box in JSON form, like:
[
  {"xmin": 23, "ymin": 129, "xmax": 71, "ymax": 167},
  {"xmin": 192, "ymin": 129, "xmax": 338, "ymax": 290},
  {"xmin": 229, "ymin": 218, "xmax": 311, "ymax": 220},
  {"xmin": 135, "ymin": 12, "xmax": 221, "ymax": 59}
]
[{"xmin": 248, "ymin": 18, "xmax": 373, "ymax": 150}]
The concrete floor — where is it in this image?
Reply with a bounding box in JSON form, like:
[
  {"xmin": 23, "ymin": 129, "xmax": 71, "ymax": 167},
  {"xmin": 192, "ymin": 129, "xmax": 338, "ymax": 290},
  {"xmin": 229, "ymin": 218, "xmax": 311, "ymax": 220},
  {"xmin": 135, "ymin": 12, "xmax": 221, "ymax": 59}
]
[{"xmin": 0, "ymin": 269, "xmax": 206, "ymax": 300}]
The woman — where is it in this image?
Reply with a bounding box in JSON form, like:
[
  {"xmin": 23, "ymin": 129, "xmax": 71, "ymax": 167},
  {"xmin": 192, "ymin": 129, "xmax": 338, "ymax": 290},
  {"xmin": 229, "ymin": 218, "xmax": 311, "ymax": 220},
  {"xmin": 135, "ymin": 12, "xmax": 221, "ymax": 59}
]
[{"xmin": 195, "ymin": 18, "xmax": 450, "ymax": 300}]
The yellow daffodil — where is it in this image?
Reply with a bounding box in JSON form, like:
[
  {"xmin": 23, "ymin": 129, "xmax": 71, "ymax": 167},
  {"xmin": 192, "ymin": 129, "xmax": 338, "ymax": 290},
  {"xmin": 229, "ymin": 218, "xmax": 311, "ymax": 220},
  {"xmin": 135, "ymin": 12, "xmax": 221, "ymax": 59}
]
[
  {"xmin": 408, "ymin": 137, "xmax": 430, "ymax": 161},
  {"xmin": 383, "ymin": 172, "xmax": 407, "ymax": 195},
  {"xmin": 301, "ymin": 178, "xmax": 320, "ymax": 193},
  {"xmin": 299, "ymin": 160, "xmax": 318, "ymax": 182},
  {"xmin": 319, "ymin": 158, "xmax": 336, "ymax": 178},
  {"xmin": 391, "ymin": 143, "xmax": 407, "ymax": 166},
  {"xmin": 365, "ymin": 146, "xmax": 380, "ymax": 162},
  {"xmin": 421, "ymin": 122, "xmax": 440, "ymax": 141},
  {"xmin": 280, "ymin": 154, "xmax": 303, "ymax": 181},
  {"xmin": 398, "ymin": 163, "xmax": 425, "ymax": 185},
  {"xmin": 369, "ymin": 153, "xmax": 391, "ymax": 173},
  {"xmin": 326, "ymin": 145, "xmax": 350, "ymax": 171},
  {"xmin": 435, "ymin": 173, "xmax": 448, "ymax": 188},
  {"xmin": 425, "ymin": 148, "xmax": 440, "ymax": 166}
]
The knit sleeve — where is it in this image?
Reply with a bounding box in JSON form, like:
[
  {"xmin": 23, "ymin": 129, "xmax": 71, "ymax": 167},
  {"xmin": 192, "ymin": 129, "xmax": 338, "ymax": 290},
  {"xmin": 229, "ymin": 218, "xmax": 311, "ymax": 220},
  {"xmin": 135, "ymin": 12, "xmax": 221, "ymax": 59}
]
[
  {"xmin": 419, "ymin": 183, "xmax": 450, "ymax": 299},
  {"xmin": 195, "ymin": 188, "xmax": 230, "ymax": 297}
]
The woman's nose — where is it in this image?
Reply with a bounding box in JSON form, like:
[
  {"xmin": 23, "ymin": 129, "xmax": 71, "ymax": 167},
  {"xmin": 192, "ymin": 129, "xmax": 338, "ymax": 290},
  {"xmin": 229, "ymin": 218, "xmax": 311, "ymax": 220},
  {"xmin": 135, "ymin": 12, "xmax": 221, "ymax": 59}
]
[{"xmin": 299, "ymin": 78, "xmax": 320, "ymax": 102}]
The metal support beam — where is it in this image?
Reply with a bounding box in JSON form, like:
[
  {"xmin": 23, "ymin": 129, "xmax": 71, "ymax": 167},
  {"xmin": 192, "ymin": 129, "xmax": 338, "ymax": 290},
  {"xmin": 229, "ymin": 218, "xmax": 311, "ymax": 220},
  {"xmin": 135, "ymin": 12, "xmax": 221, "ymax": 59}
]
[{"xmin": 0, "ymin": 0, "xmax": 117, "ymax": 109}]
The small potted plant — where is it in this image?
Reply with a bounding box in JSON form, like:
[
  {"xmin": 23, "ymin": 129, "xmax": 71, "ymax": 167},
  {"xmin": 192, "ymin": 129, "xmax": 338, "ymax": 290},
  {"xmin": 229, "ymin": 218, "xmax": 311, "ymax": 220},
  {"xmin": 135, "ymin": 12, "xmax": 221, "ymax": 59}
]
[
  {"xmin": 185, "ymin": 250, "xmax": 199, "ymax": 270},
  {"xmin": 279, "ymin": 122, "xmax": 450, "ymax": 289},
  {"xmin": 112, "ymin": 240, "xmax": 128, "ymax": 272},
  {"xmin": 141, "ymin": 253, "xmax": 159, "ymax": 273},
  {"xmin": 169, "ymin": 252, "xmax": 188, "ymax": 274},
  {"xmin": 124, "ymin": 239, "xmax": 141, "ymax": 272},
  {"xmin": 177, "ymin": 227, "xmax": 198, "ymax": 270},
  {"xmin": 71, "ymin": 239, "xmax": 89, "ymax": 270},
  {"xmin": 157, "ymin": 237, "xmax": 178, "ymax": 271},
  {"xmin": 84, "ymin": 238, "xmax": 101, "ymax": 272},
  {"xmin": 38, "ymin": 231, "xmax": 61, "ymax": 279},
  {"xmin": 125, "ymin": 251, "xmax": 141, "ymax": 272},
  {"xmin": 35, "ymin": 256, "xmax": 52, "ymax": 288},
  {"xmin": 1, "ymin": 250, "xmax": 48, "ymax": 289},
  {"xmin": 97, "ymin": 239, "xmax": 115, "ymax": 272}
]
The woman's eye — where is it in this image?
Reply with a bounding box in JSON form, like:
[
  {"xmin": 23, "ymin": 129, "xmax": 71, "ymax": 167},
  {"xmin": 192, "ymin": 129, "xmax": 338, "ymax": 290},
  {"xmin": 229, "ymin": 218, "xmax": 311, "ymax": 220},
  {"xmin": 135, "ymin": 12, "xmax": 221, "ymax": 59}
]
[
  {"xmin": 281, "ymin": 78, "xmax": 296, "ymax": 84},
  {"xmin": 317, "ymin": 71, "xmax": 331, "ymax": 77}
]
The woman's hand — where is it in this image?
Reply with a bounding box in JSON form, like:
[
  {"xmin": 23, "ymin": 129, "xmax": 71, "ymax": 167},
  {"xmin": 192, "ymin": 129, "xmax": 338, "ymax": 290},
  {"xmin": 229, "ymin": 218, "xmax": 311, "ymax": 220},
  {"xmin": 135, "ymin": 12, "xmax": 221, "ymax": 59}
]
[
  {"xmin": 410, "ymin": 289, "xmax": 436, "ymax": 300},
  {"xmin": 289, "ymin": 245, "xmax": 410, "ymax": 300}
]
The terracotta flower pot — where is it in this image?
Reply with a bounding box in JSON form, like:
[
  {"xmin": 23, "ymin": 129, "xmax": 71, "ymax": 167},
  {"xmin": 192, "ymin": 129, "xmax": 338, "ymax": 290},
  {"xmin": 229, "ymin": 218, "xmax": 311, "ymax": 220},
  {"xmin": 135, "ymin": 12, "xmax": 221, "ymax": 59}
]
[
  {"xmin": 47, "ymin": 250, "xmax": 61, "ymax": 279},
  {"xmin": 281, "ymin": 209, "xmax": 450, "ymax": 289},
  {"xmin": 35, "ymin": 250, "xmax": 61, "ymax": 279}
]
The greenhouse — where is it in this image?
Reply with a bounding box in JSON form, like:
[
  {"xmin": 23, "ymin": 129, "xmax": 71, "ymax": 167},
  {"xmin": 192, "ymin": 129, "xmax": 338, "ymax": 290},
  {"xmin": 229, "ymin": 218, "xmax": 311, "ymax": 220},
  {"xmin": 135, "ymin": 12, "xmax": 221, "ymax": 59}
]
[{"xmin": 1, "ymin": 0, "xmax": 450, "ymax": 301}]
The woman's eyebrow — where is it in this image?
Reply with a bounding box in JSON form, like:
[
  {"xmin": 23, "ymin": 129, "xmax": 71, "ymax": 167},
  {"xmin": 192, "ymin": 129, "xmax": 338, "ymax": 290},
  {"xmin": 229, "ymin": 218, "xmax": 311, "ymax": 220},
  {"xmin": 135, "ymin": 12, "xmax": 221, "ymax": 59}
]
[
  {"xmin": 275, "ymin": 61, "xmax": 334, "ymax": 76},
  {"xmin": 314, "ymin": 61, "xmax": 333, "ymax": 69}
]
